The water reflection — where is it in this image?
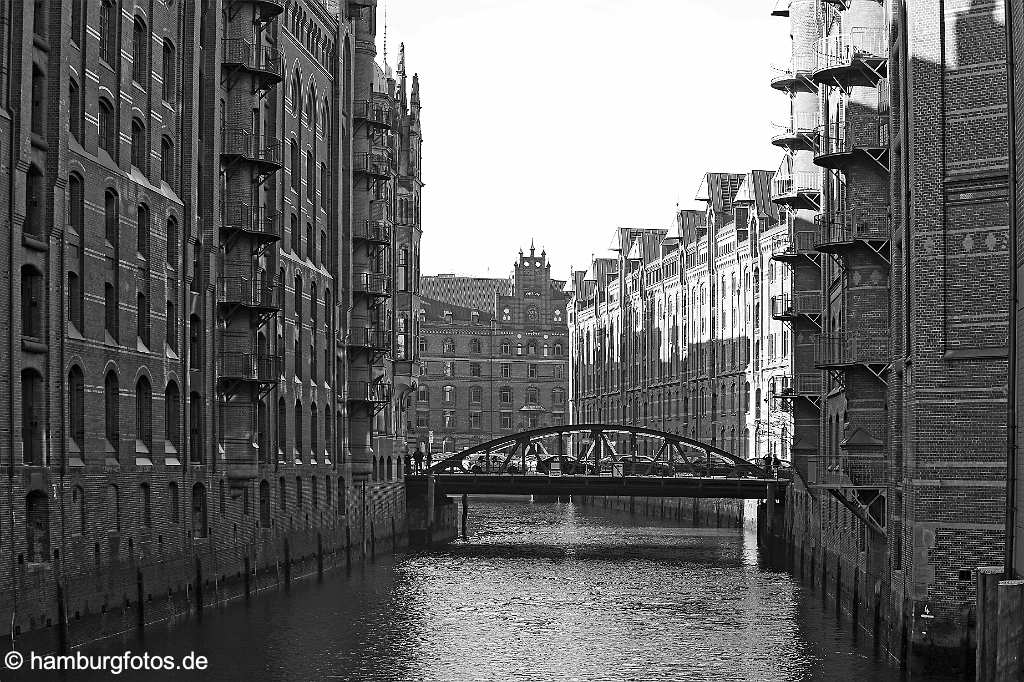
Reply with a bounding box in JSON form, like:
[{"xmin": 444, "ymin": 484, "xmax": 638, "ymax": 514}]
[{"xmin": 33, "ymin": 498, "xmax": 915, "ymax": 681}]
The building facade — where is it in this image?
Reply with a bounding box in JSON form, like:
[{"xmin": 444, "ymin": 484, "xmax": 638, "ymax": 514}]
[
  {"xmin": 568, "ymin": 171, "xmax": 793, "ymax": 464},
  {"xmin": 0, "ymin": 0, "xmax": 424, "ymax": 645},
  {"xmin": 415, "ymin": 247, "xmax": 569, "ymax": 456},
  {"xmin": 770, "ymin": 0, "xmax": 1008, "ymax": 669}
]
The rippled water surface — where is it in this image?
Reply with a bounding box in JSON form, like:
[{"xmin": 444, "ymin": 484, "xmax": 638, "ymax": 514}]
[{"xmin": 58, "ymin": 498, "xmax": 914, "ymax": 681}]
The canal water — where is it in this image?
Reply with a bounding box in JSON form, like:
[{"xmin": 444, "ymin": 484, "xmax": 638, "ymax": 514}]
[{"xmin": 29, "ymin": 498, "xmax": 929, "ymax": 681}]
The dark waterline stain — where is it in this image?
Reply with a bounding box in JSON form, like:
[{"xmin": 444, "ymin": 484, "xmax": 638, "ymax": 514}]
[{"xmin": 20, "ymin": 499, "xmax": 931, "ymax": 682}]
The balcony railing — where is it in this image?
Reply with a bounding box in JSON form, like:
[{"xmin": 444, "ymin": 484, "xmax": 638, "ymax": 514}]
[
  {"xmin": 353, "ymin": 152, "xmax": 393, "ymax": 178},
  {"xmin": 222, "ymin": 204, "xmax": 283, "ymax": 242},
  {"xmin": 771, "ymin": 292, "xmax": 821, "ymax": 319},
  {"xmin": 222, "ymin": 39, "xmax": 283, "ymax": 82},
  {"xmin": 353, "ymin": 95, "xmax": 398, "ymax": 128},
  {"xmin": 218, "ymin": 275, "xmax": 281, "ymax": 311},
  {"xmin": 354, "ymin": 272, "xmax": 391, "ymax": 297},
  {"xmin": 814, "ymin": 333, "xmax": 887, "ymax": 368},
  {"xmin": 218, "ymin": 353, "xmax": 283, "ymax": 383},
  {"xmin": 814, "ymin": 30, "xmax": 888, "ymax": 86},
  {"xmin": 769, "ymin": 54, "xmax": 817, "ymax": 92},
  {"xmin": 771, "ymin": 111, "xmax": 819, "ymax": 150},
  {"xmin": 349, "ymin": 381, "xmax": 393, "ymax": 403},
  {"xmin": 815, "ymin": 116, "xmax": 889, "ymax": 169},
  {"xmin": 814, "ymin": 210, "xmax": 889, "ymax": 248},
  {"xmin": 349, "ymin": 327, "xmax": 393, "ymax": 351},
  {"xmin": 770, "ymin": 170, "xmax": 819, "ymax": 204},
  {"xmin": 221, "ymin": 129, "xmax": 282, "ymax": 169},
  {"xmin": 810, "ymin": 453, "xmax": 886, "ymax": 491},
  {"xmin": 353, "ymin": 219, "xmax": 392, "ymax": 244}
]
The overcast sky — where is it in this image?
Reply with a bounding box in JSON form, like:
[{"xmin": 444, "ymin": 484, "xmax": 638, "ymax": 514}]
[{"xmin": 376, "ymin": 0, "xmax": 790, "ymax": 281}]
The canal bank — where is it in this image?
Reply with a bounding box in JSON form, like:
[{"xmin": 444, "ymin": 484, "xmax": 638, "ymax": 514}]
[{"xmin": 30, "ymin": 497, "xmax": 944, "ymax": 682}]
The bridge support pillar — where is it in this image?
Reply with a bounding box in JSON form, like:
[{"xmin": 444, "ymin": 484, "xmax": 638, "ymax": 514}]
[{"xmin": 461, "ymin": 493, "xmax": 468, "ymax": 541}]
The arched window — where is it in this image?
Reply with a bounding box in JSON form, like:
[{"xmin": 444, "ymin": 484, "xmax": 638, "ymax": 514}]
[
  {"xmin": 132, "ymin": 17, "xmax": 149, "ymax": 84},
  {"xmin": 168, "ymin": 481, "xmax": 179, "ymax": 523},
  {"xmin": 443, "ymin": 385, "xmax": 454, "ymax": 403},
  {"xmin": 131, "ymin": 118, "xmax": 147, "ymax": 170},
  {"xmin": 20, "ymin": 265, "xmax": 42, "ymax": 338},
  {"xmin": 189, "ymin": 391, "xmax": 202, "ymax": 463},
  {"xmin": 277, "ymin": 396, "xmax": 287, "ymax": 458},
  {"xmin": 294, "ymin": 400, "xmax": 303, "ymax": 459},
  {"xmin": 22, "ymin": 370, "xmax": 43, "ymax": 465},
  {"xmin": 166, "ymin": 300, "xmax": 177, "ymax": 351},
  {"xmin": 136, "ymin": 376, "xmax": 152, "ymax": 453},
  {"xmin": 30, "ymin": 66, "xmax": 45, "ymax": 135},
  {"xmin": 25, "ymin": 491, "xmax": 50, "ymax": 562},
  {"xmin": 24, "ymin": 165, "xmax": 43, "ymax": 237},
  {"xmin": 105, "ymin": 371, "xmax": 119, "ymax": 453},
  {"xmin": 290, "ymin": 70, "xmax": 301, "ymax": 114},
  {"xmin": 137, "ymin": 204, "xmax": 150, "ymax": 258},
  {"xmin": 319, "ymin": 163, "xmax": 328, "ymax": 210},
  {"xmin": 161, "ymin": 39, "xmax": 176, "ymax": 102},
  {"xmin": 290, "ymin": 139, "xmax": 299, "ymax": 191},
  {"xmin": 501, "ymin": 341, "xmax": 510, "ymax": 355},
  {"xmin": 324, "ymin": 405, "xmax": 332, "ymax": 459},
  {"xmin": 306, "ymin": 149, "xmax": 315, "ymax": 201},
  {"xmin": 137, "ymin": 292, "xmax": 150, "ymax": 346},
  {"xmin": 554, "ymin": 343, "xmax": 563, "ymax": 356},
  {"xmin": 71, "ymin": 0, "xmax": 82, "ymax": 43},
  {"xmin": 165, "ymin": 381, "xmax": 180, "ymax": 452},
  {"xmin": 294, "ymin": 274, "xmax": 302, "ymax": 320},
  {"xmin": 160, "ymin": 137, "xmax": 174, "ymax": 185},
  {"xmin": 69, "ymin": 78, "xmax": 82, "ymax": 141},
  {"xmin": 516, "ymin": 343, "xmax": 523, "ymax": 356},
  {"xmin": 98, "ymin": 98, "xmax": 116, "ymax": 156},
  {"xmin": 104, "ymin": 188, "xmax": 119, "ymax": 244},
  {"xmin": 99, "ymin": 0, "xmax": 117, "ymax": 62},
  {"xmin": 68, "ymin": 366, "xmax": 85, "ymax": 451},
  {"xmin": 191, "ymin": 483, "xmax": 207, "ymax": 538},
  {"xmin": 310, "ymin": 282, "xmax": 318, "ymax": 329},
  {"xmin": 310, "ymin": 403, "xmax": 318, "ymax": 459}
]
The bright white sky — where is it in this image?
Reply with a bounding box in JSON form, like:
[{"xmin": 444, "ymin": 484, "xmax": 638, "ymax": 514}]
[{"xmin": 376, "ymin": 0, "xmax": 790, "ymax": 281}]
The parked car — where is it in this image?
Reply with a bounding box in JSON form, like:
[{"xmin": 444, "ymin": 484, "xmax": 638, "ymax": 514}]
[
  {"xmin": 537, "ymin": 455, "xmax": 582, "ymax": 475},
  {"xmin": 617, "ymin": 455, "xmax": 672, "ymax": 477},
  {"xmin": 464, "ymin": 453, "xmax": 521, "ymax": 474}
]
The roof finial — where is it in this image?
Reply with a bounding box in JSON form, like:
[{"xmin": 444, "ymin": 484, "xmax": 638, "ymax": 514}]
[
  {"xmin": 382, "ymin": 0, "xmax": 388, "ymax": 65},
  {"xmin": 530, "ymin": 239, "xmax": 535, "ymax": 257}
]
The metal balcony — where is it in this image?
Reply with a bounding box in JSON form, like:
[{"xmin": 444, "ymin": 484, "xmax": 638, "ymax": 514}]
[
  {"xmin": 349, "ymin": 327, "xmax": 393, "ymax": 354},
  {"xmin": 814, "ymin": 333, "xmax": 889, "ymax": 383},
  {"xmin": 217, "ymin": 275, "xmax": 281, "ymax": 317},
  {"xmin": 771, "ymin": 229, "xmax": 819, "ymax": 264},
  {"xmin": 354, "ymin": 152, "xmax": 393, "ymax": 179},
  {"xmin": 771, "ymin": 112, "xmax": 818, "ymax": 152},
  {"xmin": 769, "ymin": 56, "xmax": 817, "ymax": 93},
  {"xmin": 348, "ymin": 381, "xmax": 393, "ymax": 405},
  {"xmin": 353, "ymin": 95, "xmax": 398, "ymax": 129},
  {"xmin": 353, "ymin": 219, "xmax": 392, "ymax": 245},
  {"xmin": 222, "ymin": 39, "xmax": 283, "ymax": 88},
  {"xmin": 813, "ymin": 30, "xmax": 888, "ymax": 89},
  {"xmin": 217, "ymin": 353, "xmax": 282, "ymax": 396},
  {"xmin": 814, "ymin": 118, "xmax": 889, "ymax": 172},
  {"xmin": 770, "ymin": 170, "xmax": 820, "ymax": 210},
  {"xmin": 808, "ymin": 453, "xmax": 886, "ymax": 532},
  {"xmin": 221, "ymin": 129, "xmax": 283, "ymax": 174},
  {"xmin": 353, "ymin": 272, "xmax": 391, "ymax": 298},
  {"xmin": 813, "ymin": 210, "xmax": 890, "ymax": 261},
  {"xmin": 771, "ymin": 292, "xmax": 822, "ymax": 327},
  {"xmin": 221, "ymin": 204, "xmax": 282, "ymax": 250},
  {"xmin": 218, "ymin": 401, "xmax": 261, "ymax": 482},
  {"xmin": 770, "ymin": 372, "xmax": 823, "ymax": 408}
]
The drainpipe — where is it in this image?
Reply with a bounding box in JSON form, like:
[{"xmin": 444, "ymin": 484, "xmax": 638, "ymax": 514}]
[{"xmin": 1005, "ymin": 0, "xmax": 1018, "ymax": 578}]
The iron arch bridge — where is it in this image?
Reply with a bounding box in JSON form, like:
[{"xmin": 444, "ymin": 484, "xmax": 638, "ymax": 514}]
[{"xmin": 410, "ymin": 424, "xmax": 788, "ymax": 500}]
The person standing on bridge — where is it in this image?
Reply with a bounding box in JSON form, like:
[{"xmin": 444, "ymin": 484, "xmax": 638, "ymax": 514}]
[{"xmin": 414, "ymin": 448, "xmax": 424, "ymax": 473}]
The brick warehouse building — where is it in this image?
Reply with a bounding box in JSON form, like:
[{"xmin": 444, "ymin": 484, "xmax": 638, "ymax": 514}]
[
  {"xmin": 414, "ymin": 247, "xmax": 570, "ymax": 456},
  {"xmin": 768, "ymin": 0, "xmax": 1008, "ymax": 671},
  {"xmin": 568, "ymin": 171, "xmax": 794, "ymax": 467},
  {"xmin": 0, "ymin": 0, "xmax": 425, "ymax": 646}
]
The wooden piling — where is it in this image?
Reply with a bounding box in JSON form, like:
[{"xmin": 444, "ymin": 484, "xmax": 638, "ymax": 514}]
[
  {"xmin": 995, "ymin": 579, "xmax": 1024, "ymax": 680},
  {"xmin": 461, "ymin": 493, "xmax": 469, "ymax": 541},
  {"xmin": 976, "ymin": 565, "xmax": 1003, "ymax": 681}
]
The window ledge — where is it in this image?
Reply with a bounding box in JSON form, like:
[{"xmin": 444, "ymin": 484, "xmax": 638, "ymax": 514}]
[
  {"xmin": 21, "ymin": 338, "xmax": 48, "ymax": 353},
  {"xmin": 23, "ymin": 233, "xmax": 48, "ymax": 251},
  {"xmin": 135, "ymin": 457, "xmax": 153, "ymax": 466}
]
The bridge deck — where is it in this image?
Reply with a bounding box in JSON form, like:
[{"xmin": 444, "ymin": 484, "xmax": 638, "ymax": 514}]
[{"xmin": 407, "ymin": 474, "xmax": 786, "ymax": 499}]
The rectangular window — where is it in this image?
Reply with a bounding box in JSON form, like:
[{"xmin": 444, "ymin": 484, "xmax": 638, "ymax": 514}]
[
  {"xmin": 501, "ymin": 364, "xmax": 511, "ymax": 378},
  {"xmin": 469, "ymin": 413, "xmax": 482, "ymax": 430},
  {"xmin": 470, "ymin": 363, "xmax": 481, "ymax": 377},
  {"xmin": 415, "ymin": 411, "xmax": 429, "ymax": 428},
  {"xmin": 528, "ymin": 364, "xmax": 538, "ymax": 379},
  {"xmin": 500, "ymin": 411, "xmax": 513, "ymax": 430}
]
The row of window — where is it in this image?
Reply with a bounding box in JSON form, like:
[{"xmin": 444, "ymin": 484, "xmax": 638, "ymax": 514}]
[
  {"xmin": 417, "ymin": 411, "xmax": 563, "ymax": 431},
  {"xmin": 428, "ymin": 360, "xmax": 566, "ymax": 380},
  {"xmin": 427, "ymin": 338, "xmax": 565, "ymax": 356},
  {"xmin": 416, "ymin": 385, "xmax": 566, "ymax": 406},
  {"xmin": 23, "ymin": 475, "xmax": 348, "ymax": 564}
]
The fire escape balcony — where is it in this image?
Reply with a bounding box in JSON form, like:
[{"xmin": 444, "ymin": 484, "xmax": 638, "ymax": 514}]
[
  {"xmin": 354, "ymin": 152, "xmax": 393, "ymax": 179},
  {"xmin": 217, "ymin": 275, "xmax": 281, "ymax": 321},
  {"xmin": 814, "ymin": 118, "xmax": 889, "ymax": 173},
  {"xmin": 770, "ymin": 372, "xmax": 824, "ymax": 408},
  {"xmin": 353, "ymin": 94, "xmax": 398, "ymax": 129},
  {"xmin": 348, "ymin": 381, "xmax": 394, "ymax": 412},
  {"xmin": 217, "ymin": 353, "xmax": 282, "ymax": 397},
  {"xmin": 771, "ymin": 292, "xmax": 822, "ymax": 328},
  {"xmin": 222, "ymin": 39, "xmax": 283, "ymax": 89},
  {"xmin": 813, "ymin": 30, "xmax": 888, "ymax": 89},
  {"xmin": 770, "ymin": 169, "xmax": 820, "ymax": 210},
  {"xmin": 349, "ymin": 327, "xmax": 393, "ymax": 356},
  {"xmin": 813, "ymin": 210, "xmax": 890, "ymax": 262},
  {"xmin": 353, "ymin": 272, "xmax": 392, "ymax": 298},
  {"xmin": 809, "ymin": 453, "xmax": 887, "ymax": 533},
  {"xmin": 221, "ymin": 204, "xmax": 282, "ymax": 253},
  {"xmin": 814, "ymin": 332, "xmax": 890, "ymax": 384},
  {"xmin": 771, "ymin": 229, "xmax": 819, "ymax": 264},
  {"xmin": 353, "ymin": 219, "xmax": 392, "ymax": 245},
  {"xmin": 769, "ymin": 56, "xmax": 817, "ymax": 93},
  {"xmin": 771, "ymin": 112, "xmax": 819, "ymax": 152},
  {"xmin": 221, "ymin": 129, "xmax": 283, "ymax": 175}
]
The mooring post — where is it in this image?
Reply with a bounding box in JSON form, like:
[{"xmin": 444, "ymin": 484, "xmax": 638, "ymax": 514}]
[
  {"xmin": 995, "ymin": 579, "xmax": 1024, "ymax": 679},
  {"xmin": 461, "ymin": 493, "xmax": 469, "ymax": 541},
  {"xmin": 977, "ymin": 566, "xmax": 1003, "ymax": 681}
]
